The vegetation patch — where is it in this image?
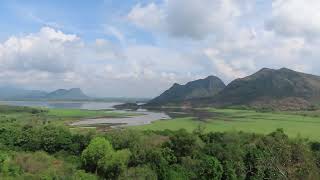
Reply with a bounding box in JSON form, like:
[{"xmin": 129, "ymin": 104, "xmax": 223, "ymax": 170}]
[{"xmin": 133, "ymin": 108, "xmax": 320, "ymax": 140}]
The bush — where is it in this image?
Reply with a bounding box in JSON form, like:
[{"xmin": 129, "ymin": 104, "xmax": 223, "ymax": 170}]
[
  {"xmin": 120, "ymin": 165, "xmax": 157, "ymax": 180},
  {"xmin": 197, "ymin": 156, "xmax": 223, "ymax": 180},
  {"xmin": 81, "ymin": 137, "xmax": 131, "ymax": 179},
  {"xmin": 165, "ymin": 129, "xmax": 198, "ymax": 158},
  {"xmin": 97, "ymin": 149, "xmax": 131, "ymax": 179},
  {"xmin": 81, "ymin": 137, "xmax": 113, "ymax": 173}
]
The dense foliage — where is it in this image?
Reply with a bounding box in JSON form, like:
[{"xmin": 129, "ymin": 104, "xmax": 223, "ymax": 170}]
[{"xmin": 0, "ymin": 106, "xmax": 320, "ymax": 179}]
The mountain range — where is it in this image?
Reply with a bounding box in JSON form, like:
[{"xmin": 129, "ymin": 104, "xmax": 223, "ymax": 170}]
[
  {"xmin": 147, "ymin": 76, "xmax": 226, "ymax": 106},
  {"xmin": 147, "ymin": 68, "xmax": 320, "ymax": 110},
  {"xmin": 0, "ymin": 87, "xmax": 89, "ymax": 100}
]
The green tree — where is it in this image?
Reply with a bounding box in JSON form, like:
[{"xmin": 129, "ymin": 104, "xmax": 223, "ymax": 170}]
[
  {"xmin": 97, "ymin": 149, "xmax": 131, "ymax": 179},
  {"xmin": 81, "ymin": 137, "xmax": 113, "ymax": 173},
  {"xmin": 38, "ymin": 125, "xmax": 73, "ymax": 153},
  {"xmin": 198, "ymin": 156, "xmax": 223, "ymax": 180},
  {"xmin": 73, "ymin": 170, "xmax": 98, "ymax": 180},
  {"xmin": 0, "ymin": 151, "xmax": 21, "ymax": 176},
  {"xmin": 119, "ymin": 165, "xmax": 157, "ymax": 180},
  {"xmin": 166, "ymin": 129, "xmax": 198, "ymax": 158}
]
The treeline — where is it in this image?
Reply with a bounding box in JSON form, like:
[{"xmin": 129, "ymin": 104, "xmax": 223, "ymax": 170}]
[{"xmin": 1, "ymin": 121, "xmax": 320, "ymax": 179}]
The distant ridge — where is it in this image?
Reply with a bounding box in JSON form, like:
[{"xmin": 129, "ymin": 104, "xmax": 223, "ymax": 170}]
[
  {"xmin": 147, "ymin": 76, "xmax": 226, "ymax": 106},
  {"xmin": 45, "ymin": 88, "xmax": 89, "ymax": 100},
  {"xmin": 0, "ymin": 87, "xmax": 89, "ymax": 100},
  {"xmin": 0, "ymin": 87, "xmax": 47, "ymax": 100},
  {"xmin": 202, "ymin": 68, "xmax": 320, "ymax": 110},
  {"xmin": 145, "ymin": 68, "xmax": 320, "ymax": 110}
]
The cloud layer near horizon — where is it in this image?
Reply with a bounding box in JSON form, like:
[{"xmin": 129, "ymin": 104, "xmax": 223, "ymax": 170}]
[{"xmin": 1, "ymin": 0, "xmax": 320, "ymax": 97}]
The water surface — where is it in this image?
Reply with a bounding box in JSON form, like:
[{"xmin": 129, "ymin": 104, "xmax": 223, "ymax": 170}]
[
  {"xmin": 0, "ymin": 101, "xmax": 171, "ymax": 127},
  {"xmin": 0, "ymin": 101, "xmax": 120, "ymax": 110}
]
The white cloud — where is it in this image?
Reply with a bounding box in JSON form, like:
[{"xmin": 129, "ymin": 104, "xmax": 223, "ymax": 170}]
[
  {"xmin": 166, "ymin": 0, "xmax": 240, "ymax": 39},
  {"xmin": 0, "ymin": 27, "xmax": 80, "ymax": 73},
  {"xmin": 39, "ymin": 27, "xmax": 78, "ymax": 42},
  {"xmin": 0, "ymin": 27, "xmax": 213, "ymax": 97},
  {"xmin": 127, "ymin": 0, "xmax": 242, "ymax": 39},
  {"xmin": 204, "ymin": 48, "xmax": 249, "ymax": 79},
  {"xmin": 3, "ymin": 1, "xmax": 320, "ymax": 98},
  {"xmin": 127, "ymin": 3, "xmax": 166, "ymax": 32},
  {"xmin": 267, "ymin": 0, "xmax": 320, "ymax": 38},
  {"xmin": 104, "ymin": 25, "xmax": 126, "ymax": 45}
]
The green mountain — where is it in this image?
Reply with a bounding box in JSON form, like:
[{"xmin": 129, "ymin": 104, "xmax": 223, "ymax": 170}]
[
  {"xmin": 206, "ymin": 68, "xmax": 320, "ymax": 110},
  {"xmin": 45, "ymin": 88, "xmax": 89, "ymax": 100},
  {"xmin": 0, "ymin": 87, "xmax": 89, "ymax": 100},
  {"xmin": 147, "ymin": 76, "xmax": 226, "ymax": 106}
]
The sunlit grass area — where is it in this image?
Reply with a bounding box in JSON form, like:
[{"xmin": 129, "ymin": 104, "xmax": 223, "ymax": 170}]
[
  {"xmin": 132, "ymin": 108, "xmax": 320, "ymax": 140},
  {"xmin": 0, "ymin": 105, "xmax": 136, "ymax": 126},
  {"xmin": 47, "ymin": 108, "xmax": 135, "ymax": 119}
]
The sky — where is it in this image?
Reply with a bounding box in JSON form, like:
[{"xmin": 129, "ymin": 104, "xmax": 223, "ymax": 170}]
[{"xmin": 0, "ymin": 0, "xmax": 319, "ymax": 98}]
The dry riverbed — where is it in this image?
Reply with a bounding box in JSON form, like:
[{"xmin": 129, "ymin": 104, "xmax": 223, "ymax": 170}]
[{"xmin": 70, "ymin": 110, "xmax": 171, "ymax": 127}]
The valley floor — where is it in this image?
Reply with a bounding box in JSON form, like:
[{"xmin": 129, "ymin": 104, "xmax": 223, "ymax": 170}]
[
  {"xmin": 11, "ymin": 105, "xmax": 319, "ymax": 140},
  {"xmin": 131, "ymin": 108, "xmax": 320, "ymax": 141},
  {"xmin": 1, "ymin": 105, "xmax": 320, "ymax": 179}
]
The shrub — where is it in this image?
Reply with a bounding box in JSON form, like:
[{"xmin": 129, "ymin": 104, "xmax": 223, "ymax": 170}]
[{"xmin": 81, "ymin": 137, "xmax": 113, "ymax": 173}]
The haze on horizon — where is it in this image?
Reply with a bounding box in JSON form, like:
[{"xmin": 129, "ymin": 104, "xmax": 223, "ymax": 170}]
[{"xmin": 0, "ymin": 0, "xmax": 318, "ymax": 98}]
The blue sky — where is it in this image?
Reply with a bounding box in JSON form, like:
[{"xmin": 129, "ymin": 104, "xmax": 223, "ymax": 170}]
[
  {"xmin": 1, "ymin": 0, "xmax": 123, "ymax": 40},
  {"xmin": 0, "ymin": 0, "xmax": 319, "ymax": 97}
]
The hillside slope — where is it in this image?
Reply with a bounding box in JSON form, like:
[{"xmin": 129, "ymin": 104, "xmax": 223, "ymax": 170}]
[
  {"xmin": 206, "ymin": 68, "xmax": 320, "ymax": 110},
  {"xmin": 45, "ymin": 88, "xmax": 89, "ymax": 100},
  {"xmin": 147, "ymin": 76, "xmax": 226, "ymax": 106},
  {"xmin": 0, "ymin": 87, "xmax": 89, "ymax": 100},
  {"xmin": 0, "ymin": 87, "xmax": 47, "ymax": 100}
]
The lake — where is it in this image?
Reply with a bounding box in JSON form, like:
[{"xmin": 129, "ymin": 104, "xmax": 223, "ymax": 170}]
[
  {"xmin": 0, "ymin": 100, "xmax": 121, "ymax": 110},
  {"xmin": 0, "ymin": 101, "xmax": 171, "ymax": 127}
]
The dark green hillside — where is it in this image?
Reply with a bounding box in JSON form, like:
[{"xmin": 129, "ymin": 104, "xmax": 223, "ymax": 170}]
[
  {"xmin": 208, "ymin": 68, "xmax": 320, "ymax": 110},
  {"xmin": 147, "ymin": 76, "xmax": 226, "ymax": 106}
]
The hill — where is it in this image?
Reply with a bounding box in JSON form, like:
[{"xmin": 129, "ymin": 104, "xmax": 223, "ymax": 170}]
[
  {"xmin": 205, "ymin": 68, "xmax": 320, "ymax": 110},
  {"xmin": 0, "ymin": 87, "xmax": 89, "ymax": 100},
  {"xmin": 147, "ymin": 76, "xmax": 226, "ymax": 106},
  {"xmin": 0, "ymin": 87, "xmax": 47, "ymax": 100},
  {"xmin": 45, "ymin": 88, "xmax": 89, "ymax": 100}
]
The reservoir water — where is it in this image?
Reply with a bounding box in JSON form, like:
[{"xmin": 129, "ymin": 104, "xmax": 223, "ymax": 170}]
[
  {"xmin": 0, "ymin": 101, "xmax": 171, "ymax": 127},
  {"xmin": 0, "ymin": 100, "xmax": 120, "ymax": 110}
]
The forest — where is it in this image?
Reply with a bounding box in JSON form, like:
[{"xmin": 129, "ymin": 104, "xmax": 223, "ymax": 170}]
[{"xmin": 0, "ymin": 105, "xmax": 320, "ymax": 179}]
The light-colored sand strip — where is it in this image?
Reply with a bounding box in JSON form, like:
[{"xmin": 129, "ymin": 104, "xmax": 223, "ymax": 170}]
[{"xmin": 71, "ymin": 111, "xmax": 170, "ymax": 127}]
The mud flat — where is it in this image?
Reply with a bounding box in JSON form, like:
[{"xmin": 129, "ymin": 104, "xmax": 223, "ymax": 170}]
[{"xmin": 70, "ymin": 110, "xmax": 170, "ymax": 127}]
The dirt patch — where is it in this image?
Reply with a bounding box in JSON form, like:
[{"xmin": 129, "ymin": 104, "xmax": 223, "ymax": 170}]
[
  {"xmin": 147, "ymin": 107, "xmax": 221, "ymax": 121},
  {"xmin": 251, "ymin": 97, "xmax": 313, "ymax": 111}
]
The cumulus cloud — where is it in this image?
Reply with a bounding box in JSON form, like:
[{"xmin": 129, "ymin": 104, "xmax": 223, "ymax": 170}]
[
  {"xmin": 0, "ymin": 27, "xmax": 80, "ymax": 73},
  {"xmin": 3, "ymin": 1, "xmax": 320, "ymax": 97},
  {"xmin": 0, "ymin": 26, "xmax": 214, "ymax": 97},
  {"xmin": 134, "ymin": 0, "xmax": 320, "ymax": 81},
  {"xmin": 166, "ymin": 0, "xmax": 240, "ymax": 39},
  {"xmin": 127, "ymin": 0, "xmax": 241, "ymax": 39},
  {"xmin": 267, "ymin": 0, "xmax": 320, "ymax": 38},
  {"xmin": 128, "ymin": 3, "xmax": 166, "ymax": 32},
  {"xmin": 205, "ymin": 48, "xmax": 248, "ymax": 79}
]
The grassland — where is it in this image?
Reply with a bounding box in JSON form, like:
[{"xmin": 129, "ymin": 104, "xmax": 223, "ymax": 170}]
[
  {"xmin": 0, "ymin": 105, "xmax": 135, "ymax": 126},
  {"xmin": 2, "ymin": 104, "xmax": 320, "ymax": 140},
  {"xmin": 131, "ymin": 108, "xmax": 320, "ymax": 140}
]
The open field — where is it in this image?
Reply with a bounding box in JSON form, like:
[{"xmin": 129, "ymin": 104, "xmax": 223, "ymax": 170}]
[
  {"xmin": 2, "ymin": 104, "xmax": 320, "ymax": 140},
  {"xmin": 47, "ymin": 108, "xmax": 137, "ymax": 119},
  {"xmin": 2, "ymin": 105, "xmax": 320, "ymax": 179},
  {"xmin": 0, "ymin": 105, "xmax": 135, "ymax": 126},
  {"xmin": 131, "ymin": 108, "xmax": 320, "ymax": 140}
]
